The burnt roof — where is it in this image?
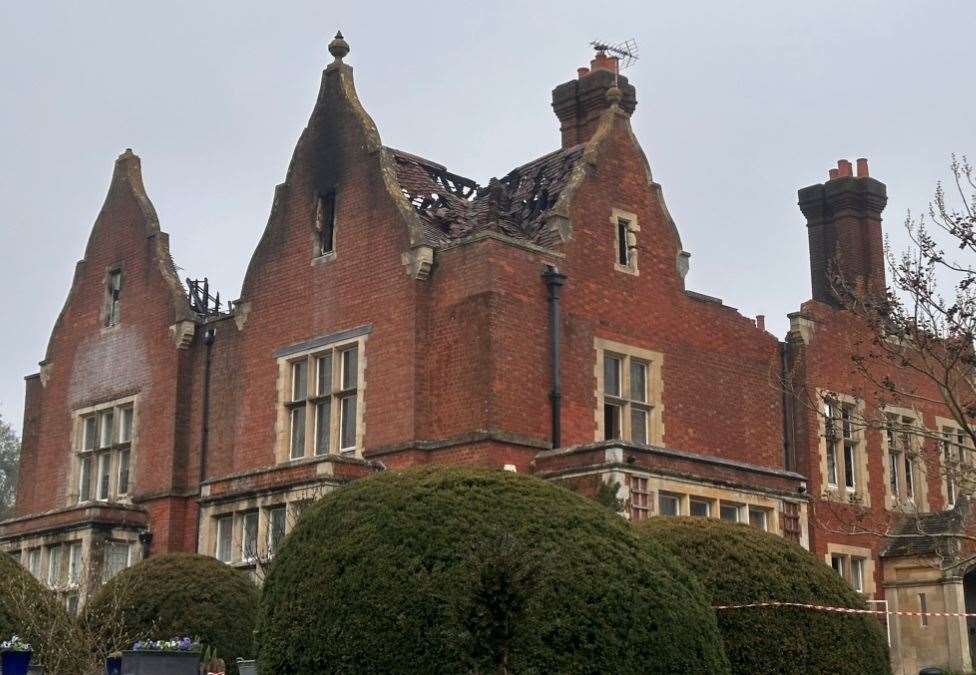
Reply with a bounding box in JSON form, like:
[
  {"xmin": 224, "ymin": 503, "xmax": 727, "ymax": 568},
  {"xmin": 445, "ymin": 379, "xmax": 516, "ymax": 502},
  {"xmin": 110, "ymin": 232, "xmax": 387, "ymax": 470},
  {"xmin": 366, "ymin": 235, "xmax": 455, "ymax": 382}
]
[
  {"xmin": 882, "ymin": 497, "xmax": 971, "ymax": 558},
  {"xmin": 387, "ymin": 144, "xmax": 585, "ymax": 248}
]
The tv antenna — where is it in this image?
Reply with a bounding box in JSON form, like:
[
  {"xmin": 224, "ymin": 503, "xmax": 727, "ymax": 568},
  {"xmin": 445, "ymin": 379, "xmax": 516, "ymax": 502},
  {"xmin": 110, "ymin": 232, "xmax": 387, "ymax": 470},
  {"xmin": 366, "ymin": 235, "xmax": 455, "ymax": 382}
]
[{"xmin": 590, "ymin": 39, "xmax": 639, "ymax": 72}]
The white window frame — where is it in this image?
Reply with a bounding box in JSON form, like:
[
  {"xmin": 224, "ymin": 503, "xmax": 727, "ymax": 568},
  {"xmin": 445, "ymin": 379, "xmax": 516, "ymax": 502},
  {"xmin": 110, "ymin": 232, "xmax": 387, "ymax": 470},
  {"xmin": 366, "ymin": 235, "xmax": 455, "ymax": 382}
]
[
  {"xmin": 267, "ymin": 506, "xmax": 287, "ymax": 558},
  {"xmin": 67, "ymin": 542, "xmax": 83, "ymax": 587},
  {"xmin": 658, "ymin": 492, "xmax": 681, "ymax": 517},
  {"xmin": 720, "ymin": 503, "xmax": 742, "ymax": 523},
  {"xmin": 241, "ymin": 511, "xmax": 259, "ymax": 563},
  {"xmin": 689, "ymin": 498, "xmax": 711, "ymax": 518},
  {"xmin": 102, "ymin": 541, "xmax": 132, "ymax": 583},
  {"xmin": 215, "ymin": 515, "xmax": 233, "ymax": 563}
]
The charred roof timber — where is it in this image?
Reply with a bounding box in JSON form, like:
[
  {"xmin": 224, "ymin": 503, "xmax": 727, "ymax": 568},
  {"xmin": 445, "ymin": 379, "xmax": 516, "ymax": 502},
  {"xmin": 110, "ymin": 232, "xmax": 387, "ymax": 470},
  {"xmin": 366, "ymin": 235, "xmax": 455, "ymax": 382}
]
[{"xmin": 186, "ymin": 278, "xmax": 224, "ymax": 318}]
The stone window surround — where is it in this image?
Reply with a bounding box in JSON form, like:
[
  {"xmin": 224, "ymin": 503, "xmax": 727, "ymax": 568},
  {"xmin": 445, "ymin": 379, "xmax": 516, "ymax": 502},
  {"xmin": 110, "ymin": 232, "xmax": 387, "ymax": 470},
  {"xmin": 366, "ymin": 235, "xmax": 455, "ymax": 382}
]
[
  {"xmin": 2, "ymin": 527, "xmax": 139, "ymax": 607},
  {"xmin": 824, "ymin": 542, "xmax": 876, "ymax": 596},
  {"xmin": 610, "ymin": 207, "xmax": 640, "ymax": 275},
  {"xmin": 68, "ymin": 395, "xmax": 139, "ymax": 507},
  {"xmin": 817, "ymin": 390, "xmax": 871, "ymax": 507},
  {"xmin": 102, "ymin": 266, "xmax": 123, "ymax": 329},
  {"xmin": 274, "ymin": 332, "xmax": 367, "ymax": 464},
  {"xmin": 198, "ymin": 482, "xmax": 334, "ymax": 571},
  {"xmin": 882, "ymin": 405, "xmax": 929, "ymax": 513},
  {"xmin": 593, "ymin": 337, "xmax": 664, "ymax": 445},
  {"xmin": 935, "ymin": 416, "xmax": 969, "ymax": 508},
  {"xmin": 617, "ymin": 470, "xmax": 788, "ymax": 538}
]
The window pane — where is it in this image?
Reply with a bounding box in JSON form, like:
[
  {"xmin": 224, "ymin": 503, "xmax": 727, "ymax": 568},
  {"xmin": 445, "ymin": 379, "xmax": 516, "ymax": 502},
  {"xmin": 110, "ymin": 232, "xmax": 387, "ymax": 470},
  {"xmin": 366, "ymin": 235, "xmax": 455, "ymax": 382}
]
[
  {"xmin": 103, "ymin": 542, "xmax": 130, "ymax": 583},
  {"xmin": 290, "ymin": 407, "xmax": 306, "ymax": 459},
  {"xmin": 617, "ymin": 219, "xmax": 629, "ymax": 266},
  {"xmin": 117, "ymin": 449, "xmax": 130, "ymax": 495},
  {"xmin": 119, "ymin": 407, "xmax": 134, "ymax": 443},
  {"xmin": 831, "ymin": 554, "xmax": 844, "ymax": 577},
  {"xmin": 603, "ymin": 403, "xmax": 621, "ymax": 441},
  {"xmin": 342, "ymin": 347, "xmax": 358, "ymax": 390},
  {"xmin": 851, "ymin": 558, "xmax": 864, "ymax": 592},
  {"xmin": 720, "ymin": 504, "xmax": 740, "ymax": 523},
  {"xmin": 216, "ymin": 516, "xmax": 233, "ymax": 563},
  {"xmin": 748, "ymin": 508, "xmax": 767, "ymax": 530},
  {"xmin": 84, "ymin": 416, "xmax": 97, "ymax": 451},
  {"xmin": 268, "ymin": 507, "xmax": 287, "ymax": 557},
  {"xmin": 630, "ymin": 361, "xmax": 647, "ymax": 402},
  {"xmin": 340, "ymin": 395, "xmax": 357, "ymax": 450},
  {"xmin": 99, "ymin": 410, "xmax": 114, "ymax": 448},
  {"xmin": 68, "ymin": 543, "xmax": 82, "ymax": 585},
  {"xmin": 48, "ymin": 546, "xmax": 62, "ymax": 586},
  {"xmin": 631, "ymin": 408, "xmax": 648, "ymax": 445},
  {"xmin": 242, "ymin": 512, "xmax": 259, "ymax": 562},
  {"xmin": 316, "ymin": 354, "xmax": 333, "ymax": 396},
  {"xmin": 604, "ymin": 356, "xmax": 621, "ymax": 397},
  {"xmin": 28, "ymin": 549, "xmax": 41, "ymax": 578},
  {"xmin": 659, "ymin": 494, "xmax": 679, "ymax": 516},
  {"xmin": 79, "ymin": 455, "xmax": 92, "ymax": 502},
  {"xmin": 315, "ymin": 401, "xmax": 331, "ymax": 455},
  {"xmin": 689, "ymin": 499, "xmax": 709, "ymax": 518},
  {"xmin": 66, "ymin": 593, "xmax": 80, "ymax": 616},
  {"xmin": 889, "ymin": 451, "xmax": 899, "ymax": 494},
  {"xmin": 292, "ymin": 361, "xmax": 308, "ymax": 401},
  {"xmin": 905, "ymin": 454, "xmax": 914, "ymax": 498},
  {"xmin": 98, "ymin": 454, "xmax": 111, "ymax": 500},
  {"xmin": 317, "ymin": 192, "xmax": 336, "ymax": 254},
  {"xmin": 826, "ymin": 445, "xmax": 837, "ymax": 486},
  {"xmin": 843, "ymin": 444, "xmax": 856, "ymax": 489}
]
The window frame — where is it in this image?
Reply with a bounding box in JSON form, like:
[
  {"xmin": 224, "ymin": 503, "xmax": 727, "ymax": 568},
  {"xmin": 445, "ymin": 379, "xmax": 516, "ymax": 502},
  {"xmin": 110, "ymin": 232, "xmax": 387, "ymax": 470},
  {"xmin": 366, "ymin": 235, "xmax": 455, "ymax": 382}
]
[
  {"xmin": 74, "ymin": 399, "xmax": 136, "ymax": 506},
  {"xmin": 595, "ymin": 339, "xmax": 662, "ymax": 446},
  {"xmin": 658, "ymin": 492, "xmax": 681, "ymax": 517},
  {"xmin": 884, "ymin": 410, "xmax": 924, "ymax": 508},
  {"xmin": 628, "ymin": 475, "xmax": 650, "ymax": 521},
  {"xmin": 241, "ymin": 511, "xmax": 259, "ymax": 563},
  {"xmin": 314, "ymin": 191, "xmax": 337, "ymax": 257},
  {"xmin": 215, "ymin": 515, "xmax": 234, "ymax": 563},
  {"xmin": 280, "ymin": 337, "xmax": 365, "ymax": 462},
  {"xmin": 105, "ymin": 268, "xmax": 122, "ymax": 327},
  {"xmin": 610, "ymin": 208, "xmax": 640, "ymax": 275}
]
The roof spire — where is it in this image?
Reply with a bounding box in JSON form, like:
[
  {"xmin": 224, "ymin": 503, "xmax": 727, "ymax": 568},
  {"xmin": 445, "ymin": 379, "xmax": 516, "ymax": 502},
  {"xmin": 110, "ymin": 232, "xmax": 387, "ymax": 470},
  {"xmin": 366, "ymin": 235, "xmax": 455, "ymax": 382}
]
[{"xmin": 329, "ymin": 31, "xmax": 350, "ymax": 62}]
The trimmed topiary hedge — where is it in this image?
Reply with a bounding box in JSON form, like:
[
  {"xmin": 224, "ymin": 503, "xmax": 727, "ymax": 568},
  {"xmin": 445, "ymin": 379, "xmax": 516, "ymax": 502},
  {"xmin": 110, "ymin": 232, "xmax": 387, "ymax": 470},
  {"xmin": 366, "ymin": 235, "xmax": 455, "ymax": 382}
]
[
  {"xmin": 258, "ymin": 467, "xmax": 731, "ymax": 674},
  {"xmin": 639, "ymin": 517, "xmax": 890, "ymax": 675},
  {"xmin": 85, "ymin": 552, "xmax": 259, "ymax": 674},
  {"xmin": 0, "ymin": 551, "xmax": 71, "ymax": 657}
]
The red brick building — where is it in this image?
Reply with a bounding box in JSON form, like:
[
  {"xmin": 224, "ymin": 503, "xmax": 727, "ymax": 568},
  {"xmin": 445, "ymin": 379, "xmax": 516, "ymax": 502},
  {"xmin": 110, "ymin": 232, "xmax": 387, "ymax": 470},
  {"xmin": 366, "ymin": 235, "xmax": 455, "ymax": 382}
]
[{"xmin": 2, "ymin": 33, "xmax": 973, "ymax": 673}]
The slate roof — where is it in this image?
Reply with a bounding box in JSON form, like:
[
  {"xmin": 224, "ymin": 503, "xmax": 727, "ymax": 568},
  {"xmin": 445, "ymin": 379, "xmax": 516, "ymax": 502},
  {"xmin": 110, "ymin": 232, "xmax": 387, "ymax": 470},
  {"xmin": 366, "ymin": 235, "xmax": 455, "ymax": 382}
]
[
  {"xmin": 387, "ymin": 144, "xmax": 586, "ymax": 248},
  {"xmin": 882, "ymin": 497, "xmax": 970, "ymax": 558}
]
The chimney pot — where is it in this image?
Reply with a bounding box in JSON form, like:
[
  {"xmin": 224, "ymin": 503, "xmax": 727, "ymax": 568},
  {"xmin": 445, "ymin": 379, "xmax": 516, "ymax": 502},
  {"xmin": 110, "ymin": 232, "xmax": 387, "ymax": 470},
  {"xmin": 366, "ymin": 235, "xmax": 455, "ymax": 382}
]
[
  {"xmin": 828, "ymin": 168, "xmax": 840, "ymax": 180},
  {"xmin": 756, "ymin": 315, "xmax": 766, "ymax": 332},
  {"xmin": 837, "ymin": 159, "xmax": 853, "ymax": 177},
  {"xmin": 577, "ymin": 67, "xmax": 590, "ymax": 78},
  {"xmin": 856, "ymin": 158, "xmax": 869, "ymax": 177}
]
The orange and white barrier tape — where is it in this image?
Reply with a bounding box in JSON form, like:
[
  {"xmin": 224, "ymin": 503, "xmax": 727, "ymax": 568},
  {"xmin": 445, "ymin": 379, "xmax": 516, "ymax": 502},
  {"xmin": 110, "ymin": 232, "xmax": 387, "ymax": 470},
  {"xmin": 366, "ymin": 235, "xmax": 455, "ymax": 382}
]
[{"xmin": 714, "ymin": 601, "xmax": 976, "ymax": 618}]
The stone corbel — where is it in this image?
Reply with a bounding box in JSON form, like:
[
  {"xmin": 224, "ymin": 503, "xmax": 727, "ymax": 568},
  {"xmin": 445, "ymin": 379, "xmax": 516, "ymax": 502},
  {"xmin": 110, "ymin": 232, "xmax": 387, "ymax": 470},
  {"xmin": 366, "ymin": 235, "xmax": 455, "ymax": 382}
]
[
  {"xmin": 402, "ymin": 245, "xmax": 434, "ymax": 280},
  {"xmin": 169, "ymin": 321, "xmax": 196, "ymax": 350},
  {"xmin": 788, "ymin": 312, "xmax": 816, "ymax": 345},
  {"xmin": 39, "ymin": 362, "xmax": 53, "ymax": 388},
  {"xmin": 676, "ymin": 250, "xmax": 691, "ymax": 280},
  {"xmin": 234, "ymin": 301, "xmax": 251, "ymax": 331}
]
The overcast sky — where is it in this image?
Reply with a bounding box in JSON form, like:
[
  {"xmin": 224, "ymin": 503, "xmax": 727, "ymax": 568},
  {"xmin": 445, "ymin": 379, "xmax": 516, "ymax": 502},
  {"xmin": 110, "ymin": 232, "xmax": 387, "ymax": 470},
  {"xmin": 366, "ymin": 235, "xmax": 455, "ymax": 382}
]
[{"xmin": 1, "ymin": 1, "xmax": 973, "ymax": 433}]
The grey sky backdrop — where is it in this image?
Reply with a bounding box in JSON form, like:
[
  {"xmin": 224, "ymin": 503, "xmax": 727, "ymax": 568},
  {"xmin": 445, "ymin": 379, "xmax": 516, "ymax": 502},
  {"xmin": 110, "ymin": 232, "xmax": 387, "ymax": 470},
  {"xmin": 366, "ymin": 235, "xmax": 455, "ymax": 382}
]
[{"xmin": 1, "ymin": 1, "xmax": 974, "ymax": 434}]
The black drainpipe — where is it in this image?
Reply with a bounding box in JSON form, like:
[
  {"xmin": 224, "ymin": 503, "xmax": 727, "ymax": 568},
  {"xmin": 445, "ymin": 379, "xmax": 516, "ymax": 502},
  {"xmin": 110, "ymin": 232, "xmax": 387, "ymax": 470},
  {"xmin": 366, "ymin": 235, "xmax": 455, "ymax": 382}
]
[
  {"xmin": 780, "ymin": 340, "xmax": 796, "ymax": 472},
  {"xmin": 542, "ymin": 266, "xmax": 566, "ymax": 449},
  {"xmin": 199, "ymin": 326, "xmax": 216, "ymax": 483}
]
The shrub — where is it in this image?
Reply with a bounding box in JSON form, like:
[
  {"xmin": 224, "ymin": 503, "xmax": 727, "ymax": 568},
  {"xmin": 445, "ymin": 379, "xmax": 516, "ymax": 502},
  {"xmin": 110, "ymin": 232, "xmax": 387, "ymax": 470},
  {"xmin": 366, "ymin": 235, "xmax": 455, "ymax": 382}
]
[
  {"xmin": 638, "ymin": 517, "xmax": 890, "ymax": 675},
  {"xmin": 258, "ymin": 467, "xmax": 730, "ymax": 674},
  {"xmin": 0, "ymin": 551, "xmax": 80, "ymax": 673},
  {"xmin": 85, "ymin": 553, "xmax": 259, "ymax": 675}
]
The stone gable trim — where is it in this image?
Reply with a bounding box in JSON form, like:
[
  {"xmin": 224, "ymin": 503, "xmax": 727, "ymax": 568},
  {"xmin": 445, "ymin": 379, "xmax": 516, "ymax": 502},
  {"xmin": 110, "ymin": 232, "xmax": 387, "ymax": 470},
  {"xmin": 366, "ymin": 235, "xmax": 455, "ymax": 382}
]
[
  {"xmin": 434, "ymin": 229, "xmax": 567, "ymax": 258},
  {"xmin": 273, "ymin": 324, "xmax": 372, "ymax": 359},
  {"xmin": 363, "ymin": 430, "xmax": 551, "ymax": 459}
]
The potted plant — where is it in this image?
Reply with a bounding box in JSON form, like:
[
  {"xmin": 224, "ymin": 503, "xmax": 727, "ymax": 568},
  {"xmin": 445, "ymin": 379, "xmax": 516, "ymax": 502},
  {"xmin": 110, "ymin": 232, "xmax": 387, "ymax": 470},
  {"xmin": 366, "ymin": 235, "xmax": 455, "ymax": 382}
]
[
  {"xmin": 235, "ymin": 657, "xmax": 258, "ymax": 675},
  {"xmin": 120, "ymin": 637, "xmax": 202, "ymax": 675},
  {"xmin": 0, "ymin": 636, "xmax": 33, "ymax": 675},
  {"xmin": 106, "ymin": 650, "xmax": 123, "ymax": 675}
]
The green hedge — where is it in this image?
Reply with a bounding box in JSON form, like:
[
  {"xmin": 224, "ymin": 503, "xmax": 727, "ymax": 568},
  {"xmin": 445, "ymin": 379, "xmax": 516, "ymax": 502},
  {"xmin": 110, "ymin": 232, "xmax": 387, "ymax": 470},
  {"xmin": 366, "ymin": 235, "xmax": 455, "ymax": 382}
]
[
  {"xmin": 0, "ymin": 551, "xmax": 71, "ymax": 657},
  {"xmin": 639, "ymin": 517, "xmax": 890, "ymax": 675},
  {"xmin": 85, "ymin": 553, "xmax": 259, "ymax": 674},
  {"xmin": 258, "ymin": 467, "xmax": 730, "ymax": 674}
]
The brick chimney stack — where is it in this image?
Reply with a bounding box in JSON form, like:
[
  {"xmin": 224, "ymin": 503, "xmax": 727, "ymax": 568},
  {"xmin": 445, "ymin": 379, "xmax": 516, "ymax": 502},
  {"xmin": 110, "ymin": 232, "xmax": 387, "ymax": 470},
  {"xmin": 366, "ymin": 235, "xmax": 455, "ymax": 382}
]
[
  {"xmin": 551, "ymin": 50, "xmax": 637, "ymax": 149},
  {"xmin": 798, "ymin": 158, "xmax": 888, "ymax": 307}
]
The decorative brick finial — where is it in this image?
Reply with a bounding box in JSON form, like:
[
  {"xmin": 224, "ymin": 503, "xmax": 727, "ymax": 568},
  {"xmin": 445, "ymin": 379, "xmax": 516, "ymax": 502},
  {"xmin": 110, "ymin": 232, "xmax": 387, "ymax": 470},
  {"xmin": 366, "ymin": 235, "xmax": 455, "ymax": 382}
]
[{"xmin": 329, "ymin": 31, "xmax": 350, "ymax": 62}]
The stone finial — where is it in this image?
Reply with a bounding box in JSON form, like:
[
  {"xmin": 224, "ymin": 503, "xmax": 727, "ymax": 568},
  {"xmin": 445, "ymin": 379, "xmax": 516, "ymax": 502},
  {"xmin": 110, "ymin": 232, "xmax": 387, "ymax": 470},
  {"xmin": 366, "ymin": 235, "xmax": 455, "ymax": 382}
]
[
  {"xmin": 606, "ymin": 84, "xmax": 623, "ymax": 104},
  {"xmin": 329, "ymin": 31, "xmax": 350, "ymax": 61}
]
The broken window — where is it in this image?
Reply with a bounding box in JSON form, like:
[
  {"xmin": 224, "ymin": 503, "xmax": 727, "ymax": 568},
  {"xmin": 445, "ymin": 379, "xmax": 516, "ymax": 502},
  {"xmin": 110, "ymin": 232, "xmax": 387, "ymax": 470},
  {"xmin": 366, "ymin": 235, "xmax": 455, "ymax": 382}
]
[
  {"xmin": 617, "ymin": 218, "xmax": 630, "ymax": 266},
  {"xmin": 106, "ymin": 270, "xmax": 122, "ymax": 326},
  {"xmin": 315, "ymin": 192, "xmax": 336, "ymax": 256}
]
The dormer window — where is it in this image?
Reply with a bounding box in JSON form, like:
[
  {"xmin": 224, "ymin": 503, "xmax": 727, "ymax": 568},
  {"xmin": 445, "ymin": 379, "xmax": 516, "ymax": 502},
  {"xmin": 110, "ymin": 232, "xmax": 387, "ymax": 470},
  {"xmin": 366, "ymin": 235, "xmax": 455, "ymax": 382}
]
[
  {"xmin": 105, "ymin": 270, "xmax": 122, "ymax": 326},
  {"xmin": 315, "ymin": 192, "xmax": 336, "ymax": 256}
]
